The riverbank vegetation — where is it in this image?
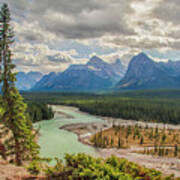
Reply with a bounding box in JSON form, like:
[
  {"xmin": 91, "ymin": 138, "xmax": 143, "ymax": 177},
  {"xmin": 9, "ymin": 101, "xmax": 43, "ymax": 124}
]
[
  {"xmin": 91, "ymin": 124, "xmax": 180, "ymax": 158},
  {"xmin": 27, "ymin": 102, "xmax": 54, "ymax": 122},
  {"xmin": 28, "ymin": 153, "xmax": 175, "ymax": 179},
  {"xmin": 135, "ymin": 146, "xmax": 180, "ymax": 158},
  {"xmin": 23, "ymin": 91, "xmax": 180, "ymax": 124},
  {"xmin": 0, "ymin": 98, "xmax": 54, "ymax": 123}
]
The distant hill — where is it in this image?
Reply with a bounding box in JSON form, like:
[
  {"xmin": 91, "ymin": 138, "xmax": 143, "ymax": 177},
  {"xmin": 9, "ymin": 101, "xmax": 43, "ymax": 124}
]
[
  {"xmin": 32, "ymin": 56, "xmax": 126, "ymax": 92},
  {"xmin": 16, "ymin": 71, "xmax": 43, "ymax": 90},
  {"xmin": 116, "ymin": 53, "xmax": 180, "ymax": 90}
]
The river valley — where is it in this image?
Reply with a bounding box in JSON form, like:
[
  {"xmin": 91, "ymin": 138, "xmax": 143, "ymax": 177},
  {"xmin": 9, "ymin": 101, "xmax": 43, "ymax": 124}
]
[
  {"xmin": 34, "ymin": 105, "xmax": 103, "ymax": 160},
  {"xmin": 34, "ymin": 105, "xmax": 180, "ymax": 177}
]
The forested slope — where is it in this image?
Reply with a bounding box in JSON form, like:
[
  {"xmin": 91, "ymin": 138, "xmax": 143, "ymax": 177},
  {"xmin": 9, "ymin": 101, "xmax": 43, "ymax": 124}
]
[{"xmin": 23, "ymin": 91, "xmax": 180, "ymax": 124}]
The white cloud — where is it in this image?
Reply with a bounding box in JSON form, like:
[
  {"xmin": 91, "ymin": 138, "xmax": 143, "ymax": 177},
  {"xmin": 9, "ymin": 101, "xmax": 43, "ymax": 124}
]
[
  {"xmin": 98, "ymin": 49, "xmax": 142, "ymax": 65},
  {"xmin": 152, "ymin": 0, "xmax": 180, "ymax": 25},
  {"xmin": 13, "ymin": 43, "xmax": 78, "ymax": 73},
  {"xmin": 12, "ymin": 20, "xmax": 58, "ymax": 44},
  {"xmin": 147, "ymin": 55, "xmax": 168, "ymax": 63},
  {"xmin": 0, "ymin": 0, "xmax": 180, "ymax": 73}
]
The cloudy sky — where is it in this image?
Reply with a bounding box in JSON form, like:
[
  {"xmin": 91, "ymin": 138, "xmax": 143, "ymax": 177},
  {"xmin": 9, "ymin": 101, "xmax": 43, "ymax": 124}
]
[{"xmin": 0, "ymin": 0, "xmax": 180, "ymax": 73}]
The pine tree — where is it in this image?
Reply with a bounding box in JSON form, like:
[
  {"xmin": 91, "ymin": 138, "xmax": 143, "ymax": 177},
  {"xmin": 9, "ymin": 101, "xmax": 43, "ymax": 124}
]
[
  {"xmin": 165, "ymin": 149, "xmax": 169, "ymax": 156},
  {"xmin": 0, "ymin": 3, "xmax": 39, "ymax": 165},
  {"xmin": 174, "ymin": 144, "xmax": 178, "ymax": 157},
  {"xmin": 162, "ymin": 133, "xmax": 166, "ymax": 144},
  {"xmin": 111, "ymin": 137, "xmax": 114, "ymax": 147},
  {"xmin": 154, "ymin": 144, "xmax": 158, "ymax": 153},
  {"xmin": 155, "ymin": 126, "xmax": 158, "ymax": 134},
  {"xmin": 93, "ymin": 134, "xmax": 97, "ymax": 147},
  {"xmin": 140, "ymin": 136, "xmax": 144, "ymax": 145},
  {"xmin": 0, "ymin": 2, "xmax": 13, "ymax": 161},
  {"xmin": 118, "ymin": 136, "xmax": 121, "ymax": 148}
]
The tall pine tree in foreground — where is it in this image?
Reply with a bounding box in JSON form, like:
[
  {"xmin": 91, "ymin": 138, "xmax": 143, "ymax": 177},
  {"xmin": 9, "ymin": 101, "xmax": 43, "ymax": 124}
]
[{"xmin": 0, "ymin": 3, "xmax": 39, "ymax": 165}]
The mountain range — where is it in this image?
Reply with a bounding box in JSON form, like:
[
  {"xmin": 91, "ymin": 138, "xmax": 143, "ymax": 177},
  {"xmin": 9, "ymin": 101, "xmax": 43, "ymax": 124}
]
[
  {"xmin": 116, "ymin": 53, "xmax": 180, "ymax": 90},
  {"xmin": 16, "ymin": 53, "xmax": 180, "ymax": 91},
  {"xmin": 32, "ymin": 56, "xmax": 126, "ymax": 92},
  {"xmin": 16, "ymin": 71, "xmax": 43, "ymax": 90}
]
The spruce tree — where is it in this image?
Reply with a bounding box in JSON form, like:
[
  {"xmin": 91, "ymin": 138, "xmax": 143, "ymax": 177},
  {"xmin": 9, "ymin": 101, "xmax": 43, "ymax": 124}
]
[
  {"xmin": 140, "ymin": 136, "xmax": 144, "ymax": 145},
  {"xmin": 0, "ymin": 2, "xmax": 12, "ymax": 161},
  {"xmin": 118, "ymin": 136, "xmax": 121, "ymax": 148},
  {"xmin": 0, "ymin": 3, "xmax": 39, "ymax": 165},
  {"xmin": 174, "ymin": 144, "xmax": 178, "ymax": 157},
  {"xmin": 111, "ymin": 137, "xmax": 114, "ymax": 147}
]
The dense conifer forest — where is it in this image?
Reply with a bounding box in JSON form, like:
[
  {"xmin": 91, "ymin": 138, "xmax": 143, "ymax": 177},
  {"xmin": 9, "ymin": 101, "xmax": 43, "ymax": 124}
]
[
  {"xmin": 0, "ymin": 97, "xmax": 54, "ymax": 123},
  {"xmin": 27, "ymin": 102, "xmax": 54, "ymax": 122},
  {"xmin": 23, "ymin": 90, "xmax": 180, "ymax": 124}
]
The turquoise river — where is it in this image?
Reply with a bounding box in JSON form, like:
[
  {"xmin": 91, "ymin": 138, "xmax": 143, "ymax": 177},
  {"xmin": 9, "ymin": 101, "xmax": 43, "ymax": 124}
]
[{"xmin": 34, "ymin": 105, "xmax": 103, "ymax": 160}]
